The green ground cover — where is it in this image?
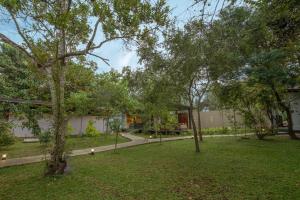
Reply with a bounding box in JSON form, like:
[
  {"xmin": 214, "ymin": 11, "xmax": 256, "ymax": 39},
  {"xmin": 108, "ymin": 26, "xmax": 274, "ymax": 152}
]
[
  {"xmin": 133, "ymin": 131, "xmax": 192, "ymax": 139},
  {"xmin": 1, "ymin": 136, "xmax": 299, "ymax": 199},
  {"xmin": 0, "ymin": 134, "xmax": 129, "ymax": 158}
]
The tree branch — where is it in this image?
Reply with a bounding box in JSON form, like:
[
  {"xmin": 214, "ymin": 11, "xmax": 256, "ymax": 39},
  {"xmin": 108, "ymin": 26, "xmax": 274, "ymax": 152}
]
[
  {"xmin": 0, "ymin": 33, "xmax": 44, "ymax": 68},
  {"xmin": 59, "ymin": 35, "xmax": 134, "ymax": 60},
  {"xmin": 0, "ymin": 33, "xmax": 33, "ymax": 60},
  {"xmin": 8, "ymin": 11, "xmax": 36, "ymax": 56},
  {"xmin": 87, "ymin": 53, "xmax": 110, "ymax": 66},
  {"xmin": 86, "ymin": 18, "xmax": 101, "ymax": 50}
]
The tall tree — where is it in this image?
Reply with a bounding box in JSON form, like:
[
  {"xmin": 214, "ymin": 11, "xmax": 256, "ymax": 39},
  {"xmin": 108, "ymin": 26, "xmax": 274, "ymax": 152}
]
[
  {"xmin": 0, "ymin": 0, "xmax": 169, "ymax": 174},
  {"xmin": 207, "ymin": 2, "xmax": 300, "ymax": 139}
]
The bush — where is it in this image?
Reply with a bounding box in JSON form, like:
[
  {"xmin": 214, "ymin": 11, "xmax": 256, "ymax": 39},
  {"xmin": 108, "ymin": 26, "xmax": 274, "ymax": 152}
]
[
  {"xmin": 38, "ymin": 130, "xmax": 52, "ymax": 144},
  {"xmin": 85, "ymin": 120, "xmax": 101, "ymax": 137},
  {"xmin": 0, "ymin": 121, "xmax": 15, "ymax": 147}
]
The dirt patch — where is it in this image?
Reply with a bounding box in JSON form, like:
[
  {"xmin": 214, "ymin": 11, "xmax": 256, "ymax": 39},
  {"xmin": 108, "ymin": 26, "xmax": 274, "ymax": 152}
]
[{"xmin": 172, "ymin": 176, "xmax": 229, "ymax": 200}]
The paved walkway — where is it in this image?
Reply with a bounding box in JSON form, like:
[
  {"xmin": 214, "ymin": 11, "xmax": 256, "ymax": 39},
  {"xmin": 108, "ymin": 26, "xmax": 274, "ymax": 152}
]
[{"xmin": 0, "ymin": 133, "xmax": 253, "ymax": 168}]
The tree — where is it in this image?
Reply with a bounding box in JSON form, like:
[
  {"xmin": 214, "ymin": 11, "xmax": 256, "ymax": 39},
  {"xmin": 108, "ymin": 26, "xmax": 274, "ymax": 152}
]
[
  {"xmin": 161, "ymin": 22, "xmax": 211, "ymax": 152},
  {"xmin": 109, "ymin": 118, "xmax": 122, "ymax": 152},
  {"xmin": 0, "ymin": 0, "xmax": 169, "ymax": 174},
  {"xmin": 124, "ymin": 57, "xmax": 181, "ymax": 143},
  {"xmin": 0, "ymin": 121, "xmax": 14, "ymax": 147},
  {"xmin": 206, "ymin": 2, "xmax": 300, "ymax": 139},
  {"xmin": 0, "ymin": 43, "xmax": 49, "ymax": 138}
]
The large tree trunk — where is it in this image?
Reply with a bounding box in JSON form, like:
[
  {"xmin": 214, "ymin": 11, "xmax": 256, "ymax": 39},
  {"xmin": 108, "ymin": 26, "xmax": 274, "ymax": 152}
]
[
  {"xmin": 46, "ymin": 63, "xmax": 67, "ymax": 175},
  {"xmin": 189, "ymin": 103, "xmax": 200, "ymax": 152},
  {"xmin": 45, "ymin": 0, "xmax": 69, "ymax": 175}
]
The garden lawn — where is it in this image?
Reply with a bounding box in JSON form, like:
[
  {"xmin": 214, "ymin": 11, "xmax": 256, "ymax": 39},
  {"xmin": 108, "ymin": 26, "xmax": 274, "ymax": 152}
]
[
  {"xmin": 0, "ymin": 136, "xmax": 300, "ymax": 200},
  {"xmin": 133, "ymin": 131, "xmax": 192, "ymax": 139},
  {"xmin": 0, "ymin": 134, "xmax": 129, "ymax": 158}
]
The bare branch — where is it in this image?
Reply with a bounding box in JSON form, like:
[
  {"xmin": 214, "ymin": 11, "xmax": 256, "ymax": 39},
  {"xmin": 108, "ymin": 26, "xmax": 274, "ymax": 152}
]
[
  {"xmin": 90, "ymin": 35, "xmax": 133, "ymax": 51},
  {"xmin": 87, "ymin": 53, "xmax": 110, "ymax": 66},
  {"xmin": 8, "ymin": 10, "xmax": 36, "ymax": 56},
  {"xmin": 0, "ymin": 33, "xmax": 44, "ymax": 68},
  {"xmin": 59, "ymin": 35, "xmax": 135, "ymax": 60},
  {"xmin": 86, "ymin": 18, "xmax": 101, "ymax": 50},
  {"xmin": 0, "ymin": 33, "xmax": 33, "ymax": 59}
]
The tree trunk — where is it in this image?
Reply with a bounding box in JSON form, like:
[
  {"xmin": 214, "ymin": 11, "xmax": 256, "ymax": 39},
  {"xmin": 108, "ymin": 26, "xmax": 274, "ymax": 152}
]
[
  {"xmin": 189, "ymin": 103, "xmax": 200, "ymax": 153},
  {"xmin": 3, "ymin": 104, "xmax": 9, "ymax": 121},
  {"xmin": 286, "ymin": 108, "xmax": 297, "ymax": 139},
  {"xmin": 233, "ymin": 109, "xmax": 237, "ymax": 135},
  {"xmin": 114, "ymin": 131, "xmax": 119, "ymax": 152},
  {"xmin": 197, "ymin": 102, "xmax": 203, "ymax": 141},
  {"xmin": 106, "ymin": 117, "xmax": 109, "ymax": 134},
  {"xmin": 45, "ymin": 0, "xmax": 69, "ymax": 175},
  {"xmin": 272, "ymin": 85, "xmax": 298, "ymax": 139},
  {"xmin": 46, "ymin": 64, "xmax": 67, "ymax": 175}
]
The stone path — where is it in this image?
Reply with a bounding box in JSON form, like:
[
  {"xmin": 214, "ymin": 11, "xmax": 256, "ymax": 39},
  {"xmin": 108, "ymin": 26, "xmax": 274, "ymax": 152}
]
[{"xmin": 0, "ymin": 133, "xmax": 253, "ymax": 168}]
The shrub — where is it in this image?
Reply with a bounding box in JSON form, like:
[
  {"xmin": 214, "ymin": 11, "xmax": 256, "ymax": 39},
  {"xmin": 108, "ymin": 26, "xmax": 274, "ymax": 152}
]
[
  {"xmin": 0, "ymin": 121, "xmax": 15, "ymax": 147},
  {"xmin": 38, "ymin": 130, "xmax": 52, "ymax": 144},
  {"xmin": 85, "ymin": 120, "xmax": 101, "ymax": 137}
]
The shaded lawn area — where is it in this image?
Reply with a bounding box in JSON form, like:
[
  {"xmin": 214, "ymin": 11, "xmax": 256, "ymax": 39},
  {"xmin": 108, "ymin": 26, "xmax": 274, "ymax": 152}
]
[
  {"xmin": 1, "ymin": 136, "xmax": 300, "ymax": 200},
  {"xmin": 0, "ymin": 134, "xmax": 130, "ymax": 158}
]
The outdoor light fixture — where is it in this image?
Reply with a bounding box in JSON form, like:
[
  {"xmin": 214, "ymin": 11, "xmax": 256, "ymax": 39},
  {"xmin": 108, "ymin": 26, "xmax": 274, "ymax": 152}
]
[
  {"xmin": 149, "ymin": 135, "xmax": 152, "ymax": 139},
  {"xmin": 1, "ymin": 154, "xmax": 7, "ymax": 160},
  {"xmin": 90, "ymin": 149, "xmax": 95, "ymax": 155}
]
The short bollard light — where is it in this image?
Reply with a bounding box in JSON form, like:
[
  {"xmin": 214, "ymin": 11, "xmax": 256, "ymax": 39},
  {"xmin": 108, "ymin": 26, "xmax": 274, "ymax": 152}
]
[
  {"xmin": 149, "ymin": 135, "xmax": 152, "ymax": 139},
  {"xmin": 2, "ymin": 154, "xmax": 7, "ymax": 160},
  {"xmin": 90, "ymin": 149, "xmax": 95, "ymax": 155}
]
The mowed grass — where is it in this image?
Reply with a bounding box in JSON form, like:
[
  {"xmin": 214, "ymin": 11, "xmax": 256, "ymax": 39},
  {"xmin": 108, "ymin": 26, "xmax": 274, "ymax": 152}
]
[
  {"xmin": 0, "ymin": 136, "xmax": 300, "ymax": 200},
  {"xmin": 133, "ymin": 131, "xmax": 192, "ymax": 139},
  {"xmin": 0, "ymin": 134, "xmax": 129, "ymax": 158}
]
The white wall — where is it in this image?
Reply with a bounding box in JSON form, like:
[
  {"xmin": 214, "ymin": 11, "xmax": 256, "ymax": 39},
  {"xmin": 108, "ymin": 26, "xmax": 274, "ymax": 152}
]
[
  {"xmin": 9, "ymin": 115, "xmax": 52, "ymax": 138},
  {"xmin": 68, "ymin": 116, "xmax": 107, "ymax": 135},
  {"xmin": 9, "ymin": 115, "xmax": 108, "ymax": 138},
  {"xmin": 192, "ymin": 110, "xmax": 243, "ymax": 129},
  {"xmin": 291, "ymin": 94, "xmax": 300, "ymax": 131}
]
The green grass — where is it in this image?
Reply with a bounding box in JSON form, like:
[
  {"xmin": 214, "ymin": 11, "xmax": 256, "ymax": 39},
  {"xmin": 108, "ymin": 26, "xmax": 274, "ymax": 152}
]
[
  {"xmin": 1, "ymin": 136, "xmax": 300, "ymax": 200},
  {"xmin": 201, "ymin": 127, "xmax": 254, "ymax": 135},
  {"xmin": 0, "ymin": 134, "xmax": 130, "ymax": 158},
  {"xmin": 133, "ymin": 131, "xmax": 192, "ymax": 138}
]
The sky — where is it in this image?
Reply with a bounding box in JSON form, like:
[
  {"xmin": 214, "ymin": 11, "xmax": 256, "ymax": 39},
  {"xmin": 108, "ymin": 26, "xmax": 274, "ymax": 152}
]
[
  {"xmin": 93, "ymin": 0, "xmax": 197, "ymax": 73},
  {"xmin": 0, "ymin": 0, "xmax": 228, "ymax": 73},
  {"xmin": 93, "ymin": 0, "xmax": 228, "ymax": 73}
]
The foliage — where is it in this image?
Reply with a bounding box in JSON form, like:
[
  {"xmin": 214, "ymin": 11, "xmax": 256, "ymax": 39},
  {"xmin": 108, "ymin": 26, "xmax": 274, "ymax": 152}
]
[
  {"xmin": 0, "ymin": 121, "xmax": 14, "ymax": 147},
  {"xmin": 66, "ymin": 91, "xmax": 93, "ymax": 116},
  {"xmin": 38, "ymin": 130, "xmax": 52, "ymax": 145},
  {"xmin": 0, "ymin": 0, "xmax": 170, "ymax": 173},
  {"xmin": 109, "ymin": 118, "xmax": 122, "ymax": 133},
  {"xmin": 85, "ymin": 120, "xmax": 101, "ymax": 137},
  {"xmin": 92, "ymin": 71, "xmax": 138, "ymax": 118},
  {"xmin": 205, "ymin": 2, "xmax": 299, "ymax": 139}
]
